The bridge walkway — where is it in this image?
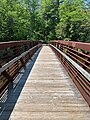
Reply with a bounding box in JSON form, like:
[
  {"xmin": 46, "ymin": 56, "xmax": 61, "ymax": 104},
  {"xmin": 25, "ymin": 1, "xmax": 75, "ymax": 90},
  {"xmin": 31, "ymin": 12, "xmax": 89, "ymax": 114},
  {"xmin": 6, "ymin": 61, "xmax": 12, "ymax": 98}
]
[{"xmin": 9, "ymin": 46, "xmax": 90, "ymax": 120}]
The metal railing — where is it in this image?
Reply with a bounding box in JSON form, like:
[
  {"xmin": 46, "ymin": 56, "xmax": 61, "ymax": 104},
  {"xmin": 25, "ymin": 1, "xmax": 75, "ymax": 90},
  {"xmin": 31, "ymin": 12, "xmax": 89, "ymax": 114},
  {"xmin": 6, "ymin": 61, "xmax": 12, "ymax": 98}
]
[
  {"xmin": 0, "ymin": 40, "xmax": 42, "ymax": 99},
  {"xmin": 50, "ymin": 40, "xmax": 90, "ymax": 106}
]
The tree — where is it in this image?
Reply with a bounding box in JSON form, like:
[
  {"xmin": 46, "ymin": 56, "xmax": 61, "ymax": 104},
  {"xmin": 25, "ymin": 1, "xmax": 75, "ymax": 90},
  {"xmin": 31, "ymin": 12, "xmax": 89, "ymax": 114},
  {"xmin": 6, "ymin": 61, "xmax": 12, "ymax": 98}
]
[
  {"xmin": 0, "ymin": 0, "xmax": 90, "ymax": 42},
  {"xmin": 55, "ymin": 0, "xmax": 90, "ymax": 42},
  {"xmin": 40, "ymin": 0, "xmax": 60, "ymax": 42},
  {"xmin": 24, "ymin": 0, "xmax": 43, "ymax": 40},
  {"xmin": 0, "ymin": 0, "xmax": 31, "ymax": 41}
]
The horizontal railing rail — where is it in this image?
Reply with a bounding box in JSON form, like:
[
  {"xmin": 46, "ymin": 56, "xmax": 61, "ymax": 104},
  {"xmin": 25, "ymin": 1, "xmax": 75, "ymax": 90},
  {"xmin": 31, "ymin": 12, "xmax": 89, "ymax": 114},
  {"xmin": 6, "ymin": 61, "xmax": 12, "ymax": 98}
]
[
  {"xmin": 49, "ymin": 40, "xmax": 90, "ymax": 106},
  {"xmin": 0, "ymin": 40, "xmax": 42, "ymax": 99},
  {"xmin": 0, "ymin": 40, "xmax": 39, "ymax": 66}
]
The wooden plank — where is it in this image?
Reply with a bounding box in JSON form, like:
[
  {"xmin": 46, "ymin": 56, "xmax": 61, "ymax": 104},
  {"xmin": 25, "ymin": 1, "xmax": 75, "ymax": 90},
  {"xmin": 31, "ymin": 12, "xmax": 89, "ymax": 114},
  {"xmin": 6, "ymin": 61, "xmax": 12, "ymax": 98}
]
[{"xmin": 9, "ymin": 46, "xmax": 90, "ymax": 120}]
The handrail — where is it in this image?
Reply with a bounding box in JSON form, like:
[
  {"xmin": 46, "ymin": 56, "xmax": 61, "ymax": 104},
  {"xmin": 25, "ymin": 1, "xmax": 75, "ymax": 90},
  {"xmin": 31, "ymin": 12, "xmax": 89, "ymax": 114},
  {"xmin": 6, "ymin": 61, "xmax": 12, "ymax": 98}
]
[
  {"xmin": 0, "ymin": 40, "xmax": 42, "ymax": 98},
  {"xmin": 0, "ymin": 40, "xmax": 38, "ymax": 49},
  {"xmin": 51, "ymin": 40, "xmax": 90, "ymax": 52},
  {"xmin": 0, "ymin": 40, "xmax": 39, "ymax": 66},
  {"xmin": 50, "ymin": 44, "xmax": 90, "ymax": 81},
  {"xmin": 50, "ymin": 40, "xmax": 90, "ymax": 73},
  {"xmin": 0, "ymin": 45, "xmax": 39, "ymax": 75},
  {"xmin": 50, "ymin": 40, "xmax": 90, "ymax": 107}
]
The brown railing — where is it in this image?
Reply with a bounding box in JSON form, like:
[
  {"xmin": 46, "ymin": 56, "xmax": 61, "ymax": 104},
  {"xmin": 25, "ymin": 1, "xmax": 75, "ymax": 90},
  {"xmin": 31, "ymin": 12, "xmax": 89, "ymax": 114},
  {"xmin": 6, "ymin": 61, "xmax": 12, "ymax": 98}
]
[
  {"xmin": 0, "ymin": 40, "xmax": 42, "ymax": 98},
  {"xmin": 50, "ymin": 40, "xmax": 90, "ymax": 106}
]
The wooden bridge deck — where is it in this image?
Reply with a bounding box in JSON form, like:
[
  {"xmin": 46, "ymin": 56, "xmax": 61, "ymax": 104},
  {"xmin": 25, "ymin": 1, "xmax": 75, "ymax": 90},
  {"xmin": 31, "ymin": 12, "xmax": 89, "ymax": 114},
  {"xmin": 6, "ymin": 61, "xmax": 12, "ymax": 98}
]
[{"xmin": 9, "ymin": 46, "xmax": 90, "ymax": 120}]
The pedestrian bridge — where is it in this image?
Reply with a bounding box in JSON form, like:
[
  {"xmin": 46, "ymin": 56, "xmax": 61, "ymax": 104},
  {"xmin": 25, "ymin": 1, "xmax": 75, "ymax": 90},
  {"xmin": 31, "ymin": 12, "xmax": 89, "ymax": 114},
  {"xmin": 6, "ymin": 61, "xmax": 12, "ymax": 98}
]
[{"xmin": 0, "ymin": 40, "xmax": 90, "ymax": 120}]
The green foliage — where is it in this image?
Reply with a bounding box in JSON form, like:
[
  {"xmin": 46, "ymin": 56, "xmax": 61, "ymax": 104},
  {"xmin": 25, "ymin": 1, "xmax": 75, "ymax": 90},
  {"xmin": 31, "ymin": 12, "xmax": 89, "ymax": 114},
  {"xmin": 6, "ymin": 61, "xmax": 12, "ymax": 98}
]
[
  {"xmin": 0, "ymin": 0, "xmax": 43, "ymax": 41},
  {"xmin": 40, "ymin": 0, "xmax": 59, "ymax": 41},
  {"xmin": 0, "ymin": 0, "xmax": 31, "ymax": 41},
  {"xmin": 55, "ymin": 0, "xmax": 90, "ymax": 42},
  {"xmin": 0, "ymin": 0, "xmax": 90, "ymax": 42}
]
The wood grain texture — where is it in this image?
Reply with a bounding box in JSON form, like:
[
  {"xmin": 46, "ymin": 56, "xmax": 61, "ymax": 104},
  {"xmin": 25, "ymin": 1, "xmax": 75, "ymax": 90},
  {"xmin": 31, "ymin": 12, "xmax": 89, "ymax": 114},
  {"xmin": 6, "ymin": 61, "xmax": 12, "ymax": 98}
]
[{"xmin": 9, "ymin": 46, "xmax": 90, "ymax": 120}]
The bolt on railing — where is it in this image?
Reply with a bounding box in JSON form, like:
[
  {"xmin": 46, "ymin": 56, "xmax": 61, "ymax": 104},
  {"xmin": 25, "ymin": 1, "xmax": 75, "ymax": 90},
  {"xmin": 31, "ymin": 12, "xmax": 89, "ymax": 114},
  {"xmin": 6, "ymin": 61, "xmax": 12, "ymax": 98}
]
[{"xmin": 50, "ymin": 40, "xmax": 90, "ymax": 107}]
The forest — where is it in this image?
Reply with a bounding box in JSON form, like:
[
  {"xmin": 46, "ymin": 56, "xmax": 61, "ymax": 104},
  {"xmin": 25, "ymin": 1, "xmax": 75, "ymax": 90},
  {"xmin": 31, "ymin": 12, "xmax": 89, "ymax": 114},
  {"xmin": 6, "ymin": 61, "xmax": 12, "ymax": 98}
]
[{"xmin": 0, "ymin": 0, "xmax": 90, "ymax": 42}]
